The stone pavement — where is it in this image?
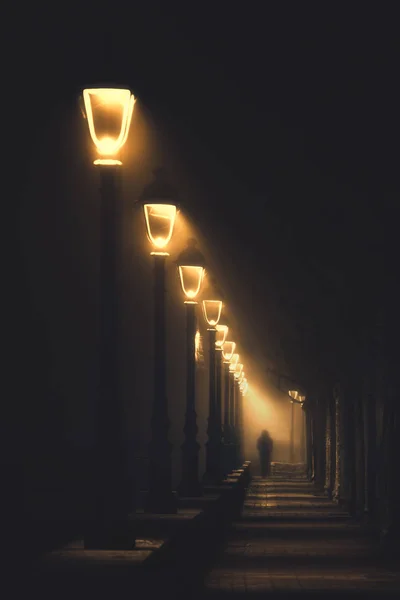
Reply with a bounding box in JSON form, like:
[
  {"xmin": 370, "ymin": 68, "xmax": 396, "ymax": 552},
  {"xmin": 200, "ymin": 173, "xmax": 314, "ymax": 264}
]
[{"xmin": 199, "ymin": 464, "xmax": 400, "ymax": 597}]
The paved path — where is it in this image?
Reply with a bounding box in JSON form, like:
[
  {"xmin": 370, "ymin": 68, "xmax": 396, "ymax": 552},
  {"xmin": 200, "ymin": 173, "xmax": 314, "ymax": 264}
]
[{"xmin": 199, "ymin": 466, "xmax": 400, "ymax": 597}]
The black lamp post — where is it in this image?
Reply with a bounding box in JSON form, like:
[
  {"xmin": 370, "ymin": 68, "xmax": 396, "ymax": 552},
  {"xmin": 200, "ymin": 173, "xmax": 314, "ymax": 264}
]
[
  {"xmin": 221, "ymin": 340, "xmax": 236, "ymax": 474},
  {"xmin": 288, "ymin": 390, "xmax": 299, "ymax": 463},
  {"xmin": 298, "ymin": 395, "xmax": 306, "ymax": 464},
  {"xmin": 228, "ymin": 353, "xmax": 239, "ymax": 470},
  {"xmin": 141, "ymin": 169, "xmax": 178, "ymax": 514},
  {"xmin": 233, "ymin": 362, "xmax": 243, "ymax": 468},
  {"xmin": 176, "ymin": 239, "xmax": 206, "ymax": 497},
  {"xmin": 81, "ymin": 87, "xmax": 136, "ymax": 548},
  {"xmin": 202, "ymin": 300, "xmax": 223, "ymax": 484},
  {"xmin": 237, "ymin": 373, "xmax": 246, "ymax": 466}
]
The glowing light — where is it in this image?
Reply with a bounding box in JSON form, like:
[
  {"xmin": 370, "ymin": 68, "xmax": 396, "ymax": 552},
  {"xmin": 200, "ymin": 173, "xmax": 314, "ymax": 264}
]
[
  {"xmin": 202, "ymin": 300, "xmax": 222, "ymax": 327},
  {"xmin": 222, "ymin": 341, "xmax": 236, "ymax": 362},
  {"xmin": 83, "ymin": 88, "xmax": 135, "ymax": 165},
  {"xmin": 242, "ymin": 380, "xmax": 249, "ymax": 395},
  {"xmin": 229, "ymin": 353, "xmax": 239, "ymax": 372},
  {"xmin": 178, "ymin": 265, "xmax": 205, "ymax": 301},
  {"xmin": 195, "ymin": 330, "xmax": 202, "ymax": 362},
  {"xmin": 234, "ymin": 363, "xmax": 243, "ymax": 380},
  {"xmin": 215, "ymin": 324, "xmax": 228, "ymax": 347},
  {"xmin": 144, "ymin": 204, "xmax": 177, "ymax": 250},
  {"xmin": 288, "ymin": 390, "xmax": 299, "ymax": 403}
]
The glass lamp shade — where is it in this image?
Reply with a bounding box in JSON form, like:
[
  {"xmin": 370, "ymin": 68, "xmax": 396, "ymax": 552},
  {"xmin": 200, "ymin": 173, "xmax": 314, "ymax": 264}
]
[
  {"xmin": 288, "ymin": 390, "xmax": 299, "ymax": 402},
  {"xmin": 229, "ymin": 353, "xmax": 239, "ymax": 372},
  {"xmin": 178, "ymin": 265, "xmax": 204, "ymax": 301},
  {"xmin": 82, "ymin": 88, "xmax": 135, "ymax": 165},
  {"xmin": 144, "ymin": 203, "xmax": 177, "ymax": 251},
  {"xmin": 234, "ymin": 363, "xmax": 243, "ymax": 380},
  {"xmin": 202, "ymin": 300, "xmax": 222, "ymax": 327},
  {"xmin": 215, "ymin": 324, "xmax": 228, "ymax": 347},
  {"xmin": 222, "ymin": 340, "xmax": 236, "ymax": 362}
]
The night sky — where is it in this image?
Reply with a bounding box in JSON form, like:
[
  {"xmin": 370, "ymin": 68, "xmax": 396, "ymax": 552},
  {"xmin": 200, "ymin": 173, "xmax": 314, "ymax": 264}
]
[{"xmin": 10, "ymin": 3, "xmax": 400, "ymax": 391}]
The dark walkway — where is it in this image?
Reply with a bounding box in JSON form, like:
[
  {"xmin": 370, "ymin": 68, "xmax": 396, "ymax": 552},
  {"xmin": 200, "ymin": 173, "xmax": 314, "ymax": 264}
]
[{"xmin": 198, "ymin": 464, "xmax": 400, "ymax": 597}]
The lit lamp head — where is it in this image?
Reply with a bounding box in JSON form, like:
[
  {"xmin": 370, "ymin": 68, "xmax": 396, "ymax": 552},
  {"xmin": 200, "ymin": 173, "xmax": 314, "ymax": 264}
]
[
  {"xmin": 288, "ymin": 389, "xmax": 299, "ymax": 404},
  {"xmin": 140, "ymin": 168, "xmax": 178, "ymax": 255},
  {"xmin": 222, "ymin": 341, "xmax": 236, "ymax": 363},
  {"xmin": 215, "ymin": 325, "xmax": 228, "ymax": 349},
  {"xmin": 242, "ymin": 380, "xmax": 249, "ymax": 396},
  {"xmin": 176, "ymin": 238, "xmax": 206, "ymax": 303},
  {"xmin": 234, "ymin": 363, "xmax": 243, "ymax": 380},
  {"xmin": 229, "ymin": 353, "xmax": 239, "ymax": 373},
  {"xmin": 202, "ymin": 300, "xmax": 223, "ymax": 329},
  {"xmin": 299, "ymin": 394, "xmax": 306, "ymax": 407},
  {"xmin": 82, "ymin": 87, "xmax": 135, "ymax": 165}
]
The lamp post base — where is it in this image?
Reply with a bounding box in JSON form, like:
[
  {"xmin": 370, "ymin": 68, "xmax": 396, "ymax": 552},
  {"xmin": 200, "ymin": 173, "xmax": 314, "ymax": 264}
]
[
  {"xmin": 179, "ymin": 440, "xmax": 203, "ymax": 497},
  {"xmin": 84, "ymin": 522, "xmax": 135, "ymax": 550},
  {"xmin": 144, "ymin": 490, "xmax": 178, "ymax": 515}
]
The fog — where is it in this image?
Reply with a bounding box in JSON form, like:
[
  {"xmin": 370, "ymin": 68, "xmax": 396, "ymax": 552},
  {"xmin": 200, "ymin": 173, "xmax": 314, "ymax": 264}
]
[{"xmin": 18, "ymin": 97, "xmax": 305, "ymax": 513}]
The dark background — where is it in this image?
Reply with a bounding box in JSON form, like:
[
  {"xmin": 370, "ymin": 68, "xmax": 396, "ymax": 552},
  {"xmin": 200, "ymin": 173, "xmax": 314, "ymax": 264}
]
[{"xmin": 5, "ymin": 1, "xmax": 400, "ymax": 543}]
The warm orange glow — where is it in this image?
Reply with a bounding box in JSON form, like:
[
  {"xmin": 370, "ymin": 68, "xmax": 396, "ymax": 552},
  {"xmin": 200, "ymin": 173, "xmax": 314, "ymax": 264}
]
[
  {"xmin": 242, "ymin": 381, "xmax": 249, "ymax": 395},
  {"xmin": 298, "ymin": 394, "xmax": 306, "ymax": 403},
  {"xmin": 229, "ymin": 353, "xmax": 239, "ymax": 372},
  {"xmin": 222, "ymin": 341, "xmax": 236, "ymax": 362},
  {"xmin": 144, "ymin": 204, "xmax": 177, "ymax": 250},
  {"xmin": 178, "ymin": 265, "xmax": 204, "ymax": 300},
  {"xmin": 195, "ymin": 330, "xmax": 202, "ymax": 362},
  {"xmin": 202, "ymin": 300, "xmax": 222, "ymax": 327},
  {"xmin": 289, "ymin": 390, "xmax": 299, "ymax": 402},
  {"xmin": 83, "ymin": 88, "xmax": 135, "ymax": 165},
  {"xmin": 215, "ymin": 324, "xmax": 228, "ymax": 347},
  {"xmin": 234, "ymin": 363, "xmax": 243, "ymax": 380}
]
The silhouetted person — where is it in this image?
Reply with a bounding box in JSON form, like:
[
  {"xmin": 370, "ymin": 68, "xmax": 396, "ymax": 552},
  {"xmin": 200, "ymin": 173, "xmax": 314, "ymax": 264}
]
[{"xmin": 257, "ymin": 429, "xmax": 273, "ymax": 477}]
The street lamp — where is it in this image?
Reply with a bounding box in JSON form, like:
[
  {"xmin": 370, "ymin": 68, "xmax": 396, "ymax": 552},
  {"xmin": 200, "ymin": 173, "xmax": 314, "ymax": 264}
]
[
  {"xmin": 176, "ymin": 239, "xmax": 206, "ymax": 497},
  {"xmin": 214, "ymin": 324, "xmax": 228, "ymax": 479},
  {"xmin": 228, "ymin": 353, "xmax": 239, "ymax": 469},
  {"xmin": 298, "ymin": 395, "xmax": 306, "ymax": 465},
  {"xmin": 202, "ymin": 299, "xmax": 223, "ymax": 484},
  {"xmin": 141, "ymin": 168, "xmax": 178, "ymax": 514},
  {"xmin": 234, "ymin": 364, "xmax": 244, "ymax": 467},
  {"xmin": 81, "ymin": 87, "xmax": 135, "ymax": 549},
  {"xmin": 83, "ymin": 88, "xmax": 135, "ymax": 165},
  {"xmin": 288, "ymin": 390, "xmax": 299, "ymax": 463}
]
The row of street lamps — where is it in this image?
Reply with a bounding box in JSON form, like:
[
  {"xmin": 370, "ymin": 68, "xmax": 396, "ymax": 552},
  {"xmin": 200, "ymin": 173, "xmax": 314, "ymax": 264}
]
[{"xmin": 81, "ymin": 86, "xmax": 250, "ymax": 545}]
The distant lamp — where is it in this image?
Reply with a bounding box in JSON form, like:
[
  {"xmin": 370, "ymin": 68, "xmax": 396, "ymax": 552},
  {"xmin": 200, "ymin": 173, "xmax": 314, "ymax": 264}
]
[
  {"xmin": 202, "ymin": 300, "xmax": 223, "ymax": 327},
  {"xmin": 242, "ymin": 381, "xmax": 249, "ymax": 395},
  {"xmin": 222, "ymin": 341, "xmax": 236, "ymax": 362},
  {"xmin": 144, "ymin": 204, "xmax": 177, "ymax": 252},
  {"xmin": 215, "ymin": 325, "xmax": 228, "ymax": 348},
  {"xmin": 288, "ymin": 389, "xmax": 299, "ymax": 403},
  {"xmin": 229, "ymin": 353, "xmax": 239, "ymax": 372},
  {"xmin": 82, "ymin": 88, "xmax": 135, "ymax": 165},
  {"xmin": 299, "ymin": 394, "xmax": 306, "ymax": 407},
  {"xmin": 234, "ymin": 363, "xmax": 243, "ymax": 380},
  {"xmin": 177, "ymin": 238, "xmax": 206, "ymax": 301}
]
